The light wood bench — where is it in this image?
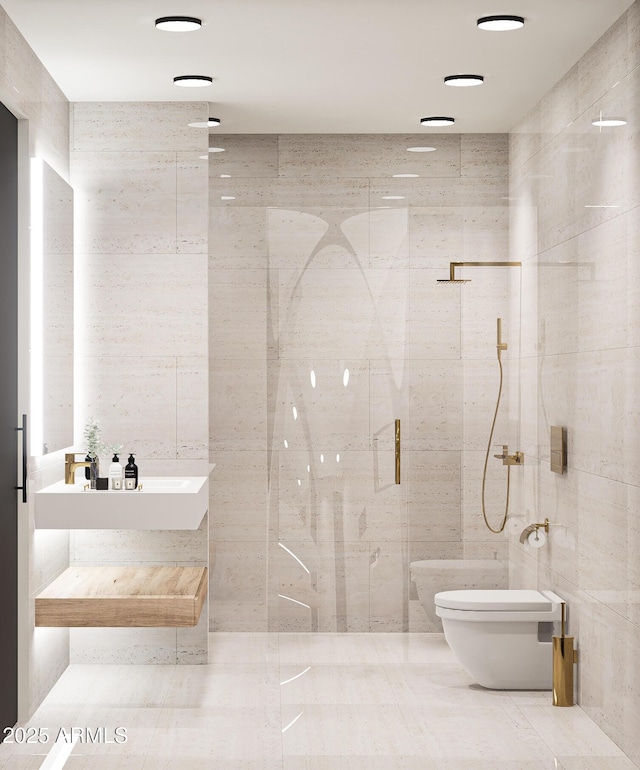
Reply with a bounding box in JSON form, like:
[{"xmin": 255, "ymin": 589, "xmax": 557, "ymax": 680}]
[{"xmin": 35, "ymin": 565, "xmax": 208, "ymax": 627}]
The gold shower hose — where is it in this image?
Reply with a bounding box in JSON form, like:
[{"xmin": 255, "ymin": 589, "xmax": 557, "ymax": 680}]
[{"xmin": 481, "ymin": 348, "xmax": 510, "ymax": 534}]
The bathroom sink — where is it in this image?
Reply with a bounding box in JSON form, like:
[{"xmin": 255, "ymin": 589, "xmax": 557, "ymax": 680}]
[{"xmin": 34, "ymin": 476, "xmax": 209, "ymax": 530}]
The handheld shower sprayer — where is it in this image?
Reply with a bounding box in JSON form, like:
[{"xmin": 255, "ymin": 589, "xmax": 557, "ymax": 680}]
[{"xmin": 496, "ymin": 317, "xmax": 508, "ymax": 358}]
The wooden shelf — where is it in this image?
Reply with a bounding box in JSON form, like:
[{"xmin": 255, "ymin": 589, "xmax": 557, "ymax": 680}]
[{"xmin": 35, "ymin": 566, "xmax": 208, "ymax": 627}]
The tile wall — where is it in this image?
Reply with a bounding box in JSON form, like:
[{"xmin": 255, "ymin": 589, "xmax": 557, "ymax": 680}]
[
  {"xmin": 69, "ymin": 102, "xmax": 210, "ymax": 663},
  {"xmin": 509, "ymin": 1, "xmax": 640, "ymax": 763},
  {"xmin": 0, "ymin": 4, "xmax": 70, "ymax": 717},
  {"xmin": 208, "ymin": 133, "xmax": 514, "ymax": 632}
]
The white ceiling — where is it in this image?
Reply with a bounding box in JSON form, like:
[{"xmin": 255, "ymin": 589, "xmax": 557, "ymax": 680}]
[{"xmin": 1, "ymin": 0, "xmax": 635, "ymax": 133}]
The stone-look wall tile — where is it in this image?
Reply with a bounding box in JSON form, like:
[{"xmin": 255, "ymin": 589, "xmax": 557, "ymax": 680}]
[
  {"xmin": 209, "ymin": 207, "xmax": 267, "ymax": 267},
  {"xmin": 461, "ymin": 134, "xmax": 509, "ymax": 178},
  {"xmin": 407, "ymin": 451, "xmax": 461, "ymax": 542},
  {"xmin": 76, "ymin": 356, "xmax": 177, "ymax": 458},
  {"xmin": 370, "ymin": 177, "xmax": 508, "ymax": 208},
  {"xmin": 210, "ymin": 177, "xmax": 370, "ymax": 208},
  {"xmin": 209, "ymin": 451, "xmax": 268, "ymax": 541},
  {"xmin": 460, "ymin": 276, "xmax": 511, "ymax": 359},
  {"xmin": 407, "ymin": 360, "xmax": 463, "ymax": 450},
  {"xmin": 462, "ymin": 359, "xmax": 511, "ymax": 452},
  {"xmin": 0, "ymin": 9, "xmax": 69, "ymax": 177},
  {"xmin": 209, "ymin": 268, "xmax": 267, "ymax": 359},
  {"xmin": 578, "ymin": 11, "xmax": 629, "ymax": 117},
  {"xmin": 273, "ymin": 450, "xmax": 406, "ymax": 544},
  {"xmin": 511, "ymin": 5, "xmax": 640, "ymax": 762},
  {"xmin": 461, "ymin": 450, "xmax": 511, "ymax": 544},
  {"xmin": 75, "ymin": 254, "xmax": 208, "ymax": 358},
  {"xmin": 268, "ymin": 540, "xmax": 370, "ymax": 632},
  {"xmin": 463, "ymin": 541, "xmax": 508, "ymax": 561},
  {"xmin": 210, "ymin": 360, "xmax": 267, "ymax": 451},
  {"xmin": 408, "ymin": 269, "xmax": 461, "ymax": 359},
  {"xmin": 462, "ymin": 206, "xmax": 510, "ymax": 261},
  {"xmin": 370, "ymin": 208, "xmax": 409, "ymax": 268},
  {"xmin": 369, "ymin": 541, "xmax": 409, "ymax": 631},
  {"xmin": 209, "ymin": 134, "xmax": 278, "ymax": 177},
  {"xmin": 71, "ymin": 526, "xmax": 208, "ymax": 564},
  {"xmin": 71, "ymin": 102, "xmax": 209, "ymax": 152},
  {"xmin": 409, "ymin": 207, "xmax": 463, "ymax": 265},
  {"xmin": 70, "ymin": 628, "xmax": 177, "ymax": 664},
  {"xmin": 176, "ymin": 604, "xmax": 208, "ymax": 664},
  {"xmin": 573, "ymin": 348, "xmax": 639, "ymax": 487},
  {"xmin": 72, "ymin": 152, "xmax": 178, "ymax": 254},
  {"xmin": 29, "ymin": 627, "xmax": 69, "ymax": 716},
  {"xmin": 209, "ymin": 541, "xmax": 267, "ymax": 630},
  {"xmin": 577, "ymin": 473, "xmax": 630, "ymax": 620},
  {"xmin": 31, "ymin": 527, "xmax": 69, "ymax": 595},
  {"xmin": 269, "ymin": 360, "xmax": 370, "ymax": 451},
  {"xmin": 177, "ymin": 357, "xmax": 208, "ymax": 459},
  {"xmin": 177, "ymin": 152, "xmax": 209, "ymax": 254},
  {"xmin": 509, "ymin": 106, "xmax": 543, "ymax": 174},
  {"xmin": 277, "ymin": 268, "xmax": 409, "ymax": 361},
  {"xmin": 266, "ymin": 208, "xmax": 370, "ymax": 269},
  {"xmin": 369, "ymin": 359, "xmax": 409, "ymax": 452},
  {"xmin": 278, "ymin": 134, "xmax": 461, "ymax": 178}
]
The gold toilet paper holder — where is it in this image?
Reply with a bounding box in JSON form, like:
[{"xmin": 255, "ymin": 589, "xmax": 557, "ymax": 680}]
[{"xmin": 519, "ymin": 518, "xmax": 549, "ymax": 544}]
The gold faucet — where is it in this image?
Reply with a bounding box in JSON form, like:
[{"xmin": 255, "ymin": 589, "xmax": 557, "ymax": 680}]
[{"xmin": 64, "ymin": 452, "xmax": 93, "ymax": 484}]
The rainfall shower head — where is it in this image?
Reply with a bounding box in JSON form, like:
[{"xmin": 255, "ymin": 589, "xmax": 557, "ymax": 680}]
[{"xmin": 437, "ymin": 261, "xmax": 522, "ymax": 283}]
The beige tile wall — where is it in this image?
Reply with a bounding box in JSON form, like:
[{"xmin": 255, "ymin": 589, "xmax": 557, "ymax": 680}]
[
  {"xmin": 70, "ymin": 102, "xmax": 210, "ymax": 663},
  {"xmin": 209, "ymin": 133, "xmax": 512, "ymax": 632},
  {"xmin": 510, "ymin": 1, "xmax": 640, "ymax": 763}
]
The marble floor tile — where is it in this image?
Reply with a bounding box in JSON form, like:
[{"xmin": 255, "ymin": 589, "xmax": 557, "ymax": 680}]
[{"xmin": 7, "ymin": 632, "xmax": 638, "ymax": 769}]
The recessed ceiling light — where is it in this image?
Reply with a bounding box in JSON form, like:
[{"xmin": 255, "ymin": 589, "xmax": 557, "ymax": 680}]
[
  {"xmin": 155, "ymin": 16, "xmax": 202, "ymax": 32},
  {"xmin": 188, "ymin": 118, "xmax": 221, "ymax": 128},
  {"xmin": 477, "ymin": 15, "xmax": 525, "ymax": 31},
  {"xmin": 221, "ymin": 196, "xmax": 235, "ymax": 200},
  {"xmin": 393, "ymin": 173, "xmax": 419, "ymax": 177},
  {"xmin": 382, "ymin": 195, "xmax": 406, "ymax": 200},
  {"xmin": 420, "ymin": 117, "xmax": 455, "ymax": 127},
  {"xmin": 407, "ymin": 146, "xmax": 436, "ymax": 152},
  {"xmin": 173, "ymin": 75, "xmax": 213, "ymax": 87},
  {"xmin": 220, "ymin": 174, "xmax": 231, "ymax": 178},
  {"xmin": 208, "ymin": 147, "xmax": 225, "ymax": 152},
  {"xmin": 592, "ymin": 117, "xmax": 627, "ymax": 127},
  {"xmin": 444, "ymin": 74, "xmax": 484, "ymax": 87}
]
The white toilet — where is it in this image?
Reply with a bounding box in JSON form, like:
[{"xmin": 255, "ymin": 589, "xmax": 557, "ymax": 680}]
[{"xmin": 435, "ymin": 589, "xmax": 564, "ymax": 690}]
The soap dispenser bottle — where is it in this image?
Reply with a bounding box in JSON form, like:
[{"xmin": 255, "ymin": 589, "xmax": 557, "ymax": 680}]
[
  {"xmin": 109, "ymin": 453, "xmax": 123, "ymax": 490},
  {"xmin": 124, "ymin": 453, "xmax": 138, "ymax": 490}
]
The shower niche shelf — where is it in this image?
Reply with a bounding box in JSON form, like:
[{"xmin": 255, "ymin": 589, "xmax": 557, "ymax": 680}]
[{"xmin": 35, "ymin": 565, "xmax": 208, "ymax": 628}]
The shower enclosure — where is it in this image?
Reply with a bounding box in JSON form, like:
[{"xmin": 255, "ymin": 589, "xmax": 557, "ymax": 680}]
[{"xmin": 208, "ymin": 133, "xmax": 517, "ymax": 632}]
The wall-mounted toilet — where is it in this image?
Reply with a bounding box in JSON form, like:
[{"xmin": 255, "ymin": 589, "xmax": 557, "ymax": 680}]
[
  {"xmin": 435, "ymin": 589, "xmax": 563, "ymax": 689},
  {"xmin": 410, "ymin": 559, "xmax": 508, "ymax": 632}
]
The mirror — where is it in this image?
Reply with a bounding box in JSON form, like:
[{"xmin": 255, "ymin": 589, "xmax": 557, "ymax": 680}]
[{"xmin": 31, "ymin": 159, "xmax": 74, "ymax": 455}]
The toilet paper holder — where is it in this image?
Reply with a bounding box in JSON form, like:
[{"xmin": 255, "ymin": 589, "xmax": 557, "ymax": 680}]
[{"xmin": 519, "ymin": 518, "xmax": 550, "ymax": 544}]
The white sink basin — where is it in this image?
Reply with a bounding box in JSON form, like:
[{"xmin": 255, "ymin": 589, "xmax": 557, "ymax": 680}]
[{"xmin": 35, "ymin": 476, "xmax": 209, "ymax": 530}]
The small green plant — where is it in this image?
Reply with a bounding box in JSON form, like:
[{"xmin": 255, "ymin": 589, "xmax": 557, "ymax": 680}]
[{"xmin": 83, "ymin": 417, "xmax": 105, "ymax": 460}]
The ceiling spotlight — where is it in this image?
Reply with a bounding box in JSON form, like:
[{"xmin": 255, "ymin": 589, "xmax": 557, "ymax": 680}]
[
  {"xmin": 407, "ymin": 146, "xmax": 436, "ymax": 152},
  {"xmin": 393, "ymin": 173, "xmax": 419, "ymax": 177},
  {"xmin": 208, "ymin": 147, "xmax": 225, "ymax": 153},
  {"xmin": 173, "ymin": 75, "xmax": 213, "ymax": 87},
  {"xmin": 477, "ymin": 15, "xmax": 524, "ymax": 31},
  {"xmin": 188, "ymin": 118, "xmax": 221, "ymax": 128},
  {"xmin": 592, "ymin": 117, "xmax": 627, "ymax": 127},
  {"xmin": 444, "ymin": 74, "xmax": 484, "ymax": 87},
  {"xmin": 420, "ymin": 117, "xmax": 455, "ymax": 127},
  {"xmin": 155, "ymin": 16, "xmax": 202, "ymax": 32}
]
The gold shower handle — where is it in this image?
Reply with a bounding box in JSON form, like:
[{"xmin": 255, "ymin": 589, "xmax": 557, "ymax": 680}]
[{"xmin": 395, "ymin": 419, "xmax": 401, "ymax": 484}]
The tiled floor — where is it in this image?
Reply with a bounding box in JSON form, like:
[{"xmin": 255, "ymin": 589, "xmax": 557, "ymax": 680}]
[{"xmin": 0, "ymin": 633, "xmax": 638, "ymax": 769}]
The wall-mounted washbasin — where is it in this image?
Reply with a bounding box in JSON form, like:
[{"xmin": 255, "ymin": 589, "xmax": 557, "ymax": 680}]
[{"xmin": 35, "ymin": 476, "xmax": 209, "ymax": 530}]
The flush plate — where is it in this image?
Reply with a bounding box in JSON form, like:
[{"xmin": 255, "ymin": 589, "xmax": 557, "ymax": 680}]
[{"xmin": 35, "ymin": 476, "xmax": 209, "ymax": 530}]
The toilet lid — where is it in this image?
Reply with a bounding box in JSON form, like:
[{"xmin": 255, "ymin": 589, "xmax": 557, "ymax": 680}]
[{"xmin": 434, "ymin": 589, "xmax": 553, "ymax": 611}]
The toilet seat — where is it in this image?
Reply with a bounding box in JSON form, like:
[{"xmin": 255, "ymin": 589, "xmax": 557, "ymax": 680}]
[{"xmin": 435, "ymin": 589, "xmax": 563, "ymax": 623}]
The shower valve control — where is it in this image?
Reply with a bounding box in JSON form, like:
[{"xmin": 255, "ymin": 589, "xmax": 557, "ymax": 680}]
[{"xmin": 494, "ymin": 445, "xmax": 524, "ymax": 466}]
